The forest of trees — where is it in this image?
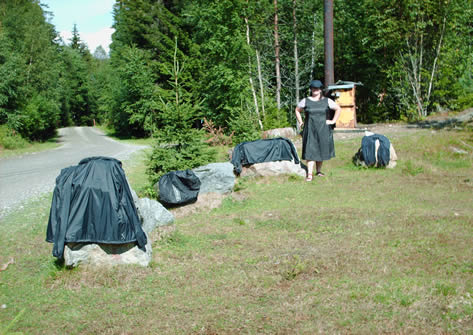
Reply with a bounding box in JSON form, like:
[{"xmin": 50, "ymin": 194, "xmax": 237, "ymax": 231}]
[{"xmin": 1, "ymin": 0, "xmax": 472, "ymax": 144}]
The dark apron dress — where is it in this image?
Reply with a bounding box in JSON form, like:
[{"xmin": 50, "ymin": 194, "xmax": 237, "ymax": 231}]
[{"xmin": 301, "ymin": 97, "xmax": 335, "ymax": 161}]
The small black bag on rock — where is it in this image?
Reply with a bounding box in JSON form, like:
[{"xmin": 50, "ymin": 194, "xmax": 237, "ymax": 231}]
[{"xmin": 158, "ymin": 170, "xmax": 201, "ymax": 207}]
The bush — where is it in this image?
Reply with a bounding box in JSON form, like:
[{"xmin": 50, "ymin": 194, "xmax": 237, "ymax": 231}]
[
  {"xmin": 17, "ymin": 95, "xmax": 60, "ymax": 141},
  {"xmin": 229, "ymin": 107, "xmax": 261, "ymax": 145},
  {"xmin": 145, "ymin": 39, "xmax": 217, "ymax": 188},
  {"xmin": 0, "ymin": 124, "xmax": 29, "ymax": 150},
  {"xmin": 262, "ymin": 100, "xmax": 290, "ymax": 130},
  {"xmin": 202, "ymin": 118, "xmax": 233, "ymax": 146},
  {"xmin": 147, "ymin": 129, "xmax": 216, "ymax": 186}
]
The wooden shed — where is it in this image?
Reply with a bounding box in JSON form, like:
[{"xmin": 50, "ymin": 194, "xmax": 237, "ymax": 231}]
[{"xmin": 327, "ymin": 81, "xmax": 362, "ymax": 129}]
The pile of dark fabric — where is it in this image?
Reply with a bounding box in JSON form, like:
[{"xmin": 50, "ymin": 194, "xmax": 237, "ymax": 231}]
[
  {"xmin": 158, "ymin": 170, "xmax": 201, "ymax": 207},
  {"xmin": 231, "ymin": 137, "xmax": 300, "ymax": 174},
  {"xmin": 353, "ymin": 133, "xmax": 392, "ymax": 167},
  {"xmin": 46, "ymin": 157, "xmax": 147, "ymax": 259}
]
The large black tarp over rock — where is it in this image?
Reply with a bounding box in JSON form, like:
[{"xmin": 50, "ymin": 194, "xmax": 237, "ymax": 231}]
[
  {"xmin": 231, "ymin": 137, "xmax": 300, "ymax": 174},
  {"xmin": 46, "ymin": 156, "xmax": 147, "ymax": 258},
  {"xmin": 158, "ymin": 170, "xmax": 201, "ymax": 207}
]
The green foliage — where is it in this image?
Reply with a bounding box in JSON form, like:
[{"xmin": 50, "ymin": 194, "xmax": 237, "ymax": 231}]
[
  {"xmin": 0, "ymin": 0, "xmax": 63, "ymax": 140},
  {"xmin": 454, "ymin": 52, "xmax": 473, "ymax": 111},
  {"xmin": 0, "ymin": 124, "xmax": 29, "ymax": 150},
  {"xmin": 94, "ymin": 63, "xmax": 123, "ymax": 130},
  {"xmin": 147, "ymin": 129, "xmax": 216, "ymax": 186},
  {"xmin": 117, "ymin": 46, "xmax": 158, "ymax": 136},
  {"xmin": 262, "ymin": 99, "xmax": 290, "ymax": 130},
  {"xmin": 184, "ymin": 0, "xmax": 255, "ymax": 128},
  {"xmin": 0, "ymin": 32, "xmax": 24, "ymax": 124},
  {"xmin": 335, "ymin": 0, "xmax": 473, "ymax": 120},
  {"xmin": 1, "ymin": 0, "xmax": 472, "ymax": 144},
  {"xmin": 146, "ymin": 40, "xmax": 216, "ymax": 186},
  {"xmin": 57, "ymin": 46, "xmax": 92, "ymax": 126},
  {"xmin": 16, "ymin": 94, "xmax": 59, "ymax": 141},
  {"xmin": 99, "ymin": 44, "xmax": 158, "ymax": 137},
  {"xmin": 108, "ymin": 0, "xmax": 200, "ymax": 137},
  {"xmin": 87, "ymin": 51, "xmax": 111, "ymax": 125},
  {"xmin": 229, "ymin": 106, "xmax": 261, "ymax": 145}
]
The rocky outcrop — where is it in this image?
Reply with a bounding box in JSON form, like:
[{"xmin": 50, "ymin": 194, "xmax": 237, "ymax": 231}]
[{"xmin": 63, "ymin": 195, "xmax": 174, "ymax": 268}]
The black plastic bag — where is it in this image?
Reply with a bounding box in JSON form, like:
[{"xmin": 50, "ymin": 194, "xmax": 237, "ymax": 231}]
[{"xmin": 158, "ymin": 170, "xmax": 201, "ymax": 207}]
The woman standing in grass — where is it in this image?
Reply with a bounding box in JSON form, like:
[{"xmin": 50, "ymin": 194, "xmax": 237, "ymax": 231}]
[{"xmin": 295, "ymin": 80, "xmax": 341, "ymax": 181}]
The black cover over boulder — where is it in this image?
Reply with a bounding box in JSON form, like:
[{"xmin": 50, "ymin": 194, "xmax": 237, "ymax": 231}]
[
  {"xmin": 231, "ymin": 137, "xmax": 300, "ymax": 174},
  {"xmin": 158, "ymin": 170, "xmax": 201, "ymax": 207},
  {"xmin": 361, "ymin": 134, "xmax": 391, "ymax": 167},
  {"xmin": 46, "ymin": 157, "xmax": 147, "ymax": 258}
]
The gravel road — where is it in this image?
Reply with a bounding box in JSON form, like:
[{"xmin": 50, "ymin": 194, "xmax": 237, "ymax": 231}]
[{"xmin": 0, "ymin": 127, "xmax": 148, "ymax": 219}]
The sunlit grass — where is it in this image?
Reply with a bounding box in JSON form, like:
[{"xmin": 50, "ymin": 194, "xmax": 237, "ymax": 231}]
[
  {"xmin": 0, "ymin": 125, "xmax": 59, "ymax": 159},
  {"xmin": 0, "ymin": 128, "xmax": 472, "ymax": 334}
]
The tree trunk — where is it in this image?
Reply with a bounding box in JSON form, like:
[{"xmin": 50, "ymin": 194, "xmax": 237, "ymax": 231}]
[
  {"xmin": 274, "ymin": 0, "xmax": 281, "ymax": 111},
  {"xmin": 310, "ymin": 14, "xmax": 316, "ymax": 81},
  {"xmin": 244, "ymin": 12, "xmax": 263, "ymax": 130},
  {"xmin": 426, "ymin": 15, "xmax": 447, "ymax": 113},
  {"xmin": 405, "ymin": 37, "xmax": 425, "ymax": 117},
  {"xmin": 26, "ymin": 41, "xmax": 35, "ymax": 85},
  {"xmin": 256, "ymin": 49, "xmax": 265, "ymax": 119},
  {"xmin": 293, "ymin": 0, "xmax": 300, "ymax": 104}
]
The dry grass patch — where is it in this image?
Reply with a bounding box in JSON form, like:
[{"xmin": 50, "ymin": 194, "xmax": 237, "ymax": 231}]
[{"xmin": 1, "ymin": 128, "xmax": 472, "ymax": 334}]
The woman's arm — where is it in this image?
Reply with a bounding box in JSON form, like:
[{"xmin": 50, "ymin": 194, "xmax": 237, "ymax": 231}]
[
  {"xmin": 295, "ymin": 106, "xmax": 304, "ymax": 127},
  {"xmin": 326, "ymin": 99, "xmax": 341, "ymax": 125}
]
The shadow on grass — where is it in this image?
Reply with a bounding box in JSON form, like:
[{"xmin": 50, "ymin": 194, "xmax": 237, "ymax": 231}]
[
  {"xmin": 412, "ymin": 119, "xmax": 466, "ymax": 129},
  {"xmin": 53, "ymin": 258, "xmax": 65, "ymax": 269},
  {"xmin": 99, "ymin": 127, "xmax": 151, "ymax": 141},
  {"xmin": 409, "ymin": 109, "xmax": 473, "ymax": 130}
]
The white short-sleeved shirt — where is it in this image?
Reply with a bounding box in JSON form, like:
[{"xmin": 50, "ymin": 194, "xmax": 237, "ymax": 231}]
[{"xmin": 297, "ymin": 97, "xmax": 338, "ymax": 110}]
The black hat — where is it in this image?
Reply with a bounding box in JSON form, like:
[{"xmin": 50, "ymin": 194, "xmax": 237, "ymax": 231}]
[{"xmin": 309, "ymin": 80, "xmax": 324, "ymax": 88}]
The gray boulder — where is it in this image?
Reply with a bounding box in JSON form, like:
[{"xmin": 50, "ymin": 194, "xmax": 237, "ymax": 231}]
[
  {"xmin": 240, "ymin": 160, "xmax": 306, "ymax": 177},
  {"xmin": 64, "ymin": 238, "xmax": 152, "ymax": 267},
  {"xmin": 262, "ymin": 127, "xmax": 297, "ymax": 139},
  {"xmin": 135, "ymin": 197, "xmax": 175, "ymax": 234},
  {"xmin": 63, "ymin": 194, "xmax": 175, "ymax": 268},
  {"xmin": 192, "ymin": 162, "xmax": 235, "ymax": 194}
]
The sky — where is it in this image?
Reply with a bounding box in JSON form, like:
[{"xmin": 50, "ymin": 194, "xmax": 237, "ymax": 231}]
[{"xmin": 40, "ymin": 0, "xmax": 115, "ymax": 54}]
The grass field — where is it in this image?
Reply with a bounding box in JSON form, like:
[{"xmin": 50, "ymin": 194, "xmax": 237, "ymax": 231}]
[{"xmin": 0, "ymin": 127, "xmax": 472, "ymax": 334}]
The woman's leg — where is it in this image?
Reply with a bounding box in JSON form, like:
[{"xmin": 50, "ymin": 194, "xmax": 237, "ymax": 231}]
[
  {"xmin": 307, "ymin": 160, "xmax": 315, "ymax": 180},
  {"xmin": 316, "ymin": 161, "xmax": 324, "ymax": 176}
]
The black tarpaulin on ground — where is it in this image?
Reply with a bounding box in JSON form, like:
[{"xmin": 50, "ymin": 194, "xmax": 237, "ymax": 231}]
[
  {"xmin": 46, "ymin": 156, "xmax": 147, "ymax": 258},
  {"xmin": 231, "ymin": 137, "xmax": 300, "ymax": 174},
  {"xmin": 158, "ymin": 170, "xmax": 201, "ymax": 207}
]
